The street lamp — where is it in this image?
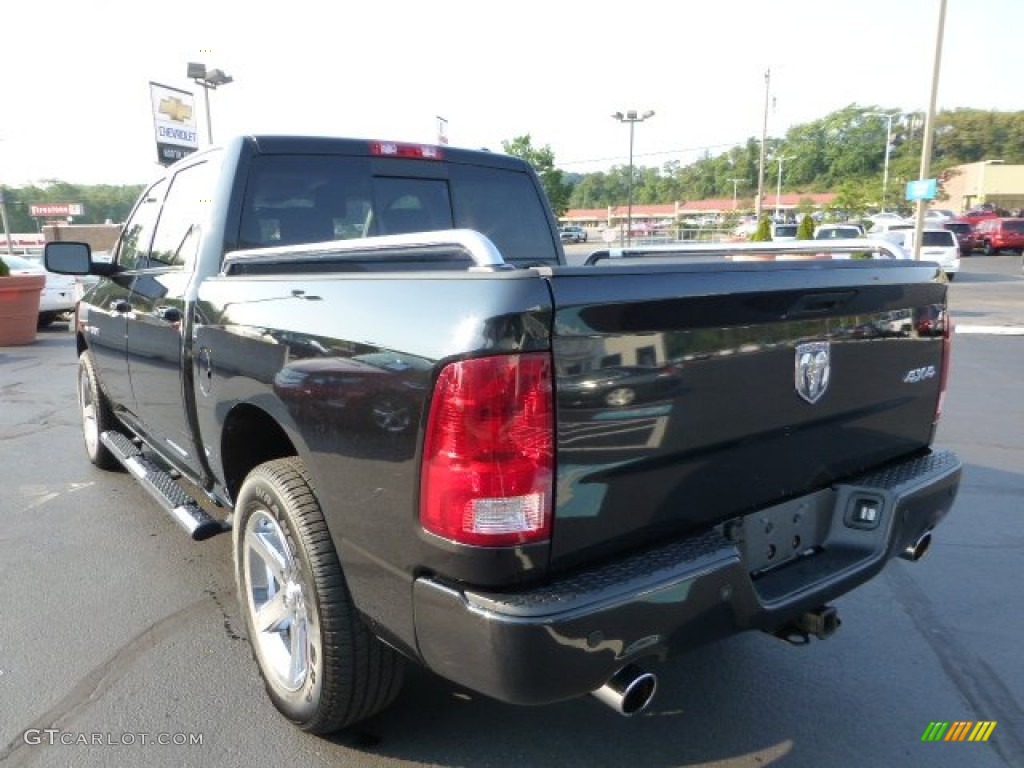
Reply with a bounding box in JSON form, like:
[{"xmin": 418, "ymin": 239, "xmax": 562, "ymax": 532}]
[
  {"xmin": 612, "ymin": 109, "xmax": 655, "ymax": 246},
  {"xmin": 188, "ymin": 62, "xmax": 233, "ymax": 145},
  {"xmin": 865, "ymin": 111, "xmax": 900, "ymax": 212},
  {"xmin": 729, "ymin": 178, "xmax": 743, "ymax": 210},
  {"xmin": 756, "ymin": 68, "xmax": 771, "ymax": 221},
  {"xmin": 775, "ymin": 156, "xmax": 791, "ymax": 219}
]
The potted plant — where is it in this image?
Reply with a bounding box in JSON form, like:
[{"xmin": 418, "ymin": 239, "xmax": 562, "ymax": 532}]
[{"xmin": 0, "ymin": 253, "xmax": 47, "ymax": 346}]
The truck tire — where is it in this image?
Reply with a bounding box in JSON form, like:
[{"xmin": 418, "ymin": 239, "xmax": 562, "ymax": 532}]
[
  {"xmin": 78, "ymin": 351, "xmax": 121, "ymax": 471},
  {"xmin": 234, "ymin": 457, "xmax": 404, "ymax": 733}
]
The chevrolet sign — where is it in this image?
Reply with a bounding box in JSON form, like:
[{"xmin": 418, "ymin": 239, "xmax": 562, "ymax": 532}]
[{"xmin": 150, "ymin": 81, "xmax": 199, "ymax": 166}]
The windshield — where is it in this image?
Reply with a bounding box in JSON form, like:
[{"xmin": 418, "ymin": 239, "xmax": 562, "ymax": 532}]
[{"xmin": 774, "ymin": 225, "xmax": 798, "ymax": 237}]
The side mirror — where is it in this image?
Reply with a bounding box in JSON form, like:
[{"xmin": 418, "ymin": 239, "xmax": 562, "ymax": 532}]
[{"xmin": 45, "ymin": 242, "xmax": 92, "ymax": 275}]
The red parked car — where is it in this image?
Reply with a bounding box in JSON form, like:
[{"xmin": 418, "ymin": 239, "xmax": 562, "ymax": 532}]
[
  {"xmin": 973, "ymin": 217, "xmax": 1024, "ymax": 255},
  {"xmin": 943, "ymin": 219, "xmax": 979, "ymax": 257}
]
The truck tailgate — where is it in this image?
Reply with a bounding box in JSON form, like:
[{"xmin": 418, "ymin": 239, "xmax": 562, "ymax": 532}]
[{"xmin": 543, "ymin": 259, "xmax": 948, "ymax": 565}]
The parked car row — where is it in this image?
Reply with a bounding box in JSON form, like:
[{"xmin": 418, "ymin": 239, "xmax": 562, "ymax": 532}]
[{"xmin": 866, "ymin": 211, "xmax": 1024, "ymax": 258}]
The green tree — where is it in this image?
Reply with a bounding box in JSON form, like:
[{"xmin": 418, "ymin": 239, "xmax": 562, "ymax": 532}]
[
  {"xmin": 796, "ymin": 213, "xmax": 815, "ymax": 239},
  {"xmin": 750, "ymin": 216, "xmax": 772, "ymax": 242},
  {"xmin": 1, "ymin": 182, "xmax": 143, "ymax": 232},
  {"xmin": 502, "ymin": 135, "xmax": 572, "ymax": 217}
]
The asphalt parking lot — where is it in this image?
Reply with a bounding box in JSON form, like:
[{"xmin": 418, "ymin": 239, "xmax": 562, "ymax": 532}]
[{"xmin": 1, "ymin": 253, "xmax": 1022, "ymax": 768}]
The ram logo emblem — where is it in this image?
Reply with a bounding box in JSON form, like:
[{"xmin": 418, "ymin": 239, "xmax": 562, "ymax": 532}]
[{"xmin": 795, "ymin": 342, "xmax": 831, "ymax": 404}]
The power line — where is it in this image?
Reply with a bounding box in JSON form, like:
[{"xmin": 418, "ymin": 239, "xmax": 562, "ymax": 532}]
[{"xmin": 558, "ymin": 139, "xmax": 755, "ymax": 169}]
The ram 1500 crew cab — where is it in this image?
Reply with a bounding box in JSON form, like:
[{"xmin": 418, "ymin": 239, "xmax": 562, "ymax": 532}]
[{"xmin": 46, "ymin": 135, "xmax": 961, "ymax": 732}]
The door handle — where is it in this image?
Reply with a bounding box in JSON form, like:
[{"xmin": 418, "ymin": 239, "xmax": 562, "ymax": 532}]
[
  {"xmin": 156, "ymin": 306, "xmax": 183, "ymax": 324},
  {"xmin": 109, "ymin": 299, "xmax": 131, "ymax": 313}
]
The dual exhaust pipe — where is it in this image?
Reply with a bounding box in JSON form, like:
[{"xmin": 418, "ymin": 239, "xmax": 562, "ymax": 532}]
[
  {"xmin": 591, "ymin": 664, "xmax": 658, "ymax": 716},
  {"xmin": 900, "ymin": 531, "xmax": 933, "ymax": 562},
  {"xmin": 591, "ymin": 532, "xmax": 935, "ymax": 716}
]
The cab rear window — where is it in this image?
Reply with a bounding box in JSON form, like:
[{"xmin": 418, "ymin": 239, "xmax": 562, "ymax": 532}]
[{"xmin": 238, "ymin": 155, "xmax": 560, "ymax": 267}]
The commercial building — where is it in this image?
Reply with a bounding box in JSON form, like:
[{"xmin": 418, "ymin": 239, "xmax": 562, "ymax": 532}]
[{"xmin": 940, "ymin": 161, "xmax": 1024, "ymax": 213}]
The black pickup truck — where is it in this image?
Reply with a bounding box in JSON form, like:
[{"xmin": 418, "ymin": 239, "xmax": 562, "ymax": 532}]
[{"xmin": 46, "ymin": 135, "xmax": 961, "ymax": 733}]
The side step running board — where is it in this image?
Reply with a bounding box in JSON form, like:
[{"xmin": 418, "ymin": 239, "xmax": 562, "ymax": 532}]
[{"xmin": 100, "ymin": 430, "xmax": 228, "ymax": 541}]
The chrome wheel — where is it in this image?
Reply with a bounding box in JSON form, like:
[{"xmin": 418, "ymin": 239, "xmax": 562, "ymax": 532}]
[
  {"xmin": 78, "ymin": 363, "xmax": 99, "ymax": 458},
  {"xmin": 234, "ymin": 458, "xmax": 405, "ymax": 732},
  {"xmin": 77, "ymin": 351, "xmax": 119, "ymax": 470},
  {"xmin": 605, "ymin": 387, "xmax": 637, "ymax": 407},
  {"xmin": 242, "ymin": 508, "xmax": 318, "ymax": 693}
]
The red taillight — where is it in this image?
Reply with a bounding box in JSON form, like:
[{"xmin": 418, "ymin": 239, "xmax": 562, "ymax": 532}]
[
  {"xmin": 369, "ymin": 141, "xmax": 444, "ymax": 160},
  {"xmin": 420, "ymin": 353, "xmax": 554, "ymax": 546},
  {"xmin": 935, "ymin": 309, "xmax": 953, "ymax": 423}
]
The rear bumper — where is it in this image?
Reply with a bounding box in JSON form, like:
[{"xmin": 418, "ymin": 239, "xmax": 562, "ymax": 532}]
[{"xmin": 412, "ymin": 449, "xmax": 961, "ymax": 706}]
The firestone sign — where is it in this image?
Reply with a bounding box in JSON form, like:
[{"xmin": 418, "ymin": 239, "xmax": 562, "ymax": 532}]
[{"xmin": 30, "ymin": 203, "xmax": 84, "ymax": 218}]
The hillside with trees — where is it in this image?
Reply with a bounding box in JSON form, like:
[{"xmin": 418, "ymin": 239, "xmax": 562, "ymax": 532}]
[
  {"xmin": 0, "ymin": 181, "xmax": 143, "ymax": 232},
  {"xmin": 510, "ymin": 106, "xmax": 1024, "ymax": 217},
  {"xmin": 3, "ymin": 107, "xmax": 1021, "ymax": 230}
]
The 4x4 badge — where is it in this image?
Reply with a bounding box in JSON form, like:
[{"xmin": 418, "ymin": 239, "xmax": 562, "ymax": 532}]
[{"xmin": 795, "ymin": 342, "xmax": 830, "ymax": 404}]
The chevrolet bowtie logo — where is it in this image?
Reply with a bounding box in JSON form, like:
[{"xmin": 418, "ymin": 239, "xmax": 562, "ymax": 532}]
[{"xmin": 159, "ymin": 97, "xmax": 192, "ymax": 123}]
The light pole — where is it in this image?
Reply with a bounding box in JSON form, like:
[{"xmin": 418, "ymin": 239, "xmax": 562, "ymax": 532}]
[
  {"xmin": 775, "ymin": 156, "xmax": 791, "ymax": 220},
  {"xmin": 612, "ymin": 109, "xmax": 655, "ymax": 246},
  {"xmin": 865, "ymin": 111, "xmax": 900, "ymax": 212},
  {"xmin": 188, "ymin": 62, "xmax": 233, "ymax": 145},
  {"xmin": 756, "ymin": 68, "xmax": 771, "ymax": 221},
  {"xmin": 729, "ymin": 178, "xmax": 743, "ymax": 210}
]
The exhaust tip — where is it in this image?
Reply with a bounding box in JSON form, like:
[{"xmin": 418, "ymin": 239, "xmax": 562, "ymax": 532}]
[
  {"xmin": 591, "ymin": 665, "xmax": 658, "ymax": 716},
  {"xmin": 902, "ymin": 531, "xmax": 933, "ymax": 562}
]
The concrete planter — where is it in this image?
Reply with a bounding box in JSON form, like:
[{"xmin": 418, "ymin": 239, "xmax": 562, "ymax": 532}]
[{"xmin": 0, "ymin": 274, "xmax": 46, "ymax": 346}]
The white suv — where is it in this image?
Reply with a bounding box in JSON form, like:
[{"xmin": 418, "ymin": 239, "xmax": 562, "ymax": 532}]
[{"xmin": 902, "ymin": 228, "xmax": 961, "ymax": 280}]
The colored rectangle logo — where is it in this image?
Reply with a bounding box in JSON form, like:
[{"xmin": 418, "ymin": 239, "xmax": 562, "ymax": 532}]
[{"xmin": 921, "ymin": 721, "xmax": 996, "ymax": 742}]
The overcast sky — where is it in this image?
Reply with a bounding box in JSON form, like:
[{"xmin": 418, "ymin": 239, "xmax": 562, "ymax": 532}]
[{"xmin": 2, "ymin": 0, "xmax": 1018, "ymax": 187}]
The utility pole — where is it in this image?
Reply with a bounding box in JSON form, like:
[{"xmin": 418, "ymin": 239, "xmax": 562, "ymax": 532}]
[
  {"xmin": 755, "ymin": 68, "xmax": 771, "ymax": 222},
  {"xmin": 912, "ymin": 0, "xmax": 947, "ymax": 261}
]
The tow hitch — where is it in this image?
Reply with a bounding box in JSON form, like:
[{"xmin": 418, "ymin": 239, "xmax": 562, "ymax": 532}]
[{"xmin": 770, "ymin": 605, "xmax": 842, "ymax": 645}]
